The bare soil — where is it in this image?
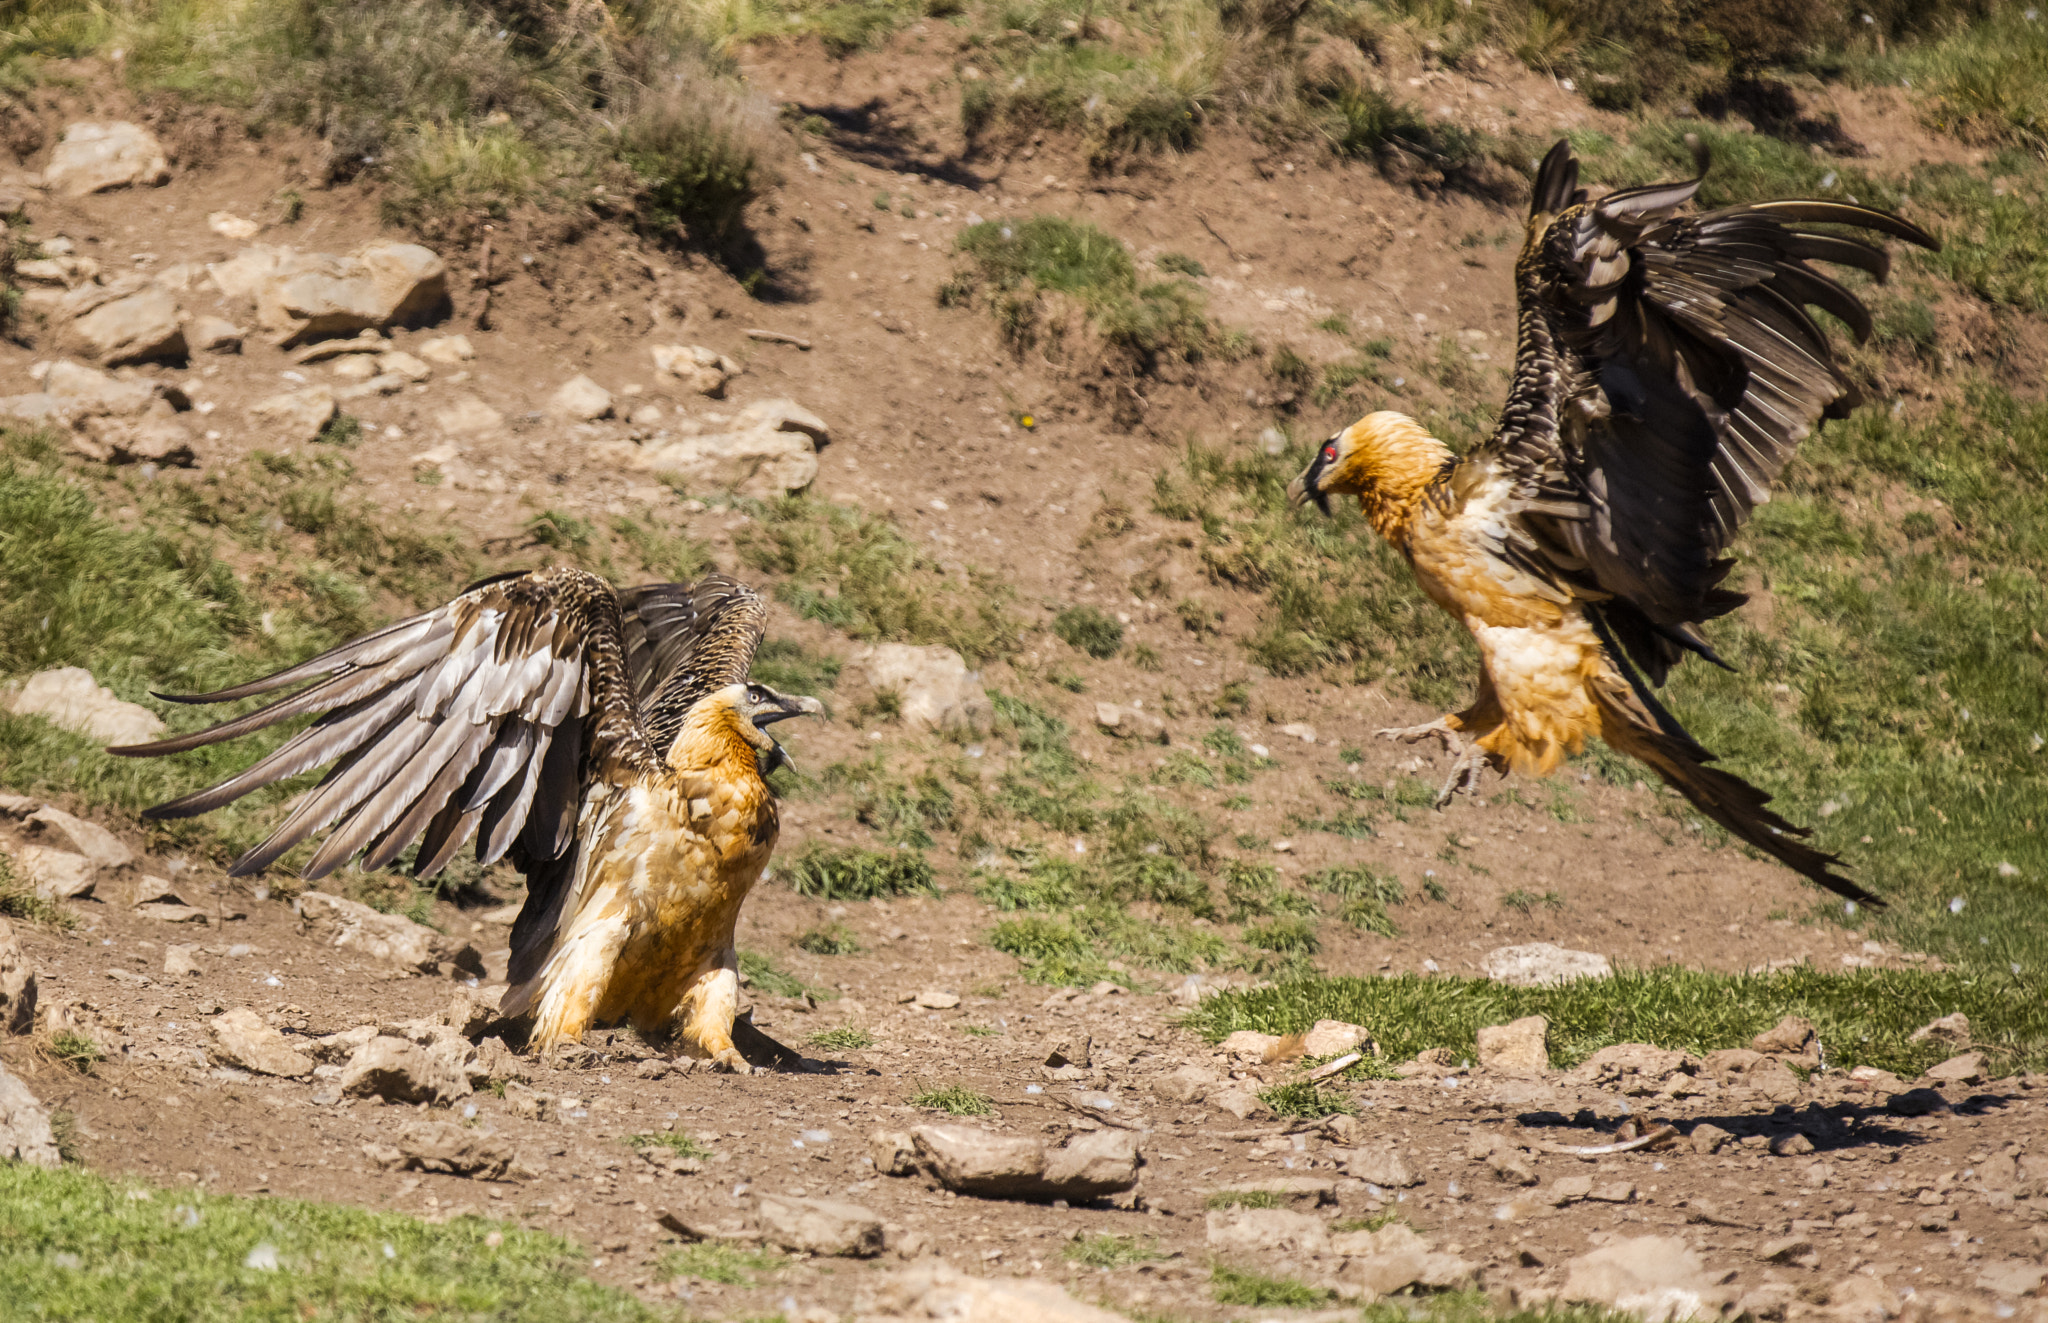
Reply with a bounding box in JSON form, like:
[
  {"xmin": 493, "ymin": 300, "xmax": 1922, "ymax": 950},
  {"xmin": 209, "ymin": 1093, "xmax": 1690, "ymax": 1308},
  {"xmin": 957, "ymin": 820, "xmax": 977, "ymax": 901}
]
[{"xmin": 2, "ymin": 41, "xmax": 2044, "ymax": 1323}]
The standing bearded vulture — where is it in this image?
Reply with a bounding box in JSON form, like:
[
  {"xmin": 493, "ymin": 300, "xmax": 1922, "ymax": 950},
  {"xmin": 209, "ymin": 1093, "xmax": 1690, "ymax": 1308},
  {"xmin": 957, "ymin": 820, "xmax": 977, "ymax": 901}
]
[
  {"xmin": 1288, "ymin": 139, "xmax": 1938, "ymax": 905},
  {"xmin": 112, "ymin": 570, "xmax": 820, "ymax": 1070}
]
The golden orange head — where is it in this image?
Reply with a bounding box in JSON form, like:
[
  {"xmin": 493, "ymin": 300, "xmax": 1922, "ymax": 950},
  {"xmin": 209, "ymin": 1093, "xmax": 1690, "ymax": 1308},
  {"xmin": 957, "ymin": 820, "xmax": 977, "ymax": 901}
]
[
  {"xmin": 667, "ymin": 682, "xmax": 823, "ymax": 775},
  {"xmin": 1287, "ymin": 411, "xmax": 1453, "ymax": 537}
]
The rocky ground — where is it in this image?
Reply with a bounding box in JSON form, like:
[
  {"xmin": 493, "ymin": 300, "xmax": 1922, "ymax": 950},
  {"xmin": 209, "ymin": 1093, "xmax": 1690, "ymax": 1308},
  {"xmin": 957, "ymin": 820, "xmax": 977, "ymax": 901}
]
[{"xmin": 0, "ymin": 45, "xmax": 2044, "ymax": 1323}]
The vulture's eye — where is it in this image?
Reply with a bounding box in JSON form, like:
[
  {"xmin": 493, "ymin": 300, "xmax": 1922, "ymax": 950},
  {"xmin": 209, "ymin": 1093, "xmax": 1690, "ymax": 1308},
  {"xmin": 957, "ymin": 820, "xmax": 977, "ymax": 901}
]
[{"xmin": 1322, "ymin": 443, "xmax": 1337, "ymax": 461}]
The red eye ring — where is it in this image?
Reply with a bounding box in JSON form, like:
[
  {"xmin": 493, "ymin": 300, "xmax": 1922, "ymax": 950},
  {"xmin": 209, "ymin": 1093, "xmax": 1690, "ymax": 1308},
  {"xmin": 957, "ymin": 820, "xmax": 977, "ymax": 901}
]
[{"xmin": 1322, "ymin": 444, "xmax": 1337, "ymax": 461}]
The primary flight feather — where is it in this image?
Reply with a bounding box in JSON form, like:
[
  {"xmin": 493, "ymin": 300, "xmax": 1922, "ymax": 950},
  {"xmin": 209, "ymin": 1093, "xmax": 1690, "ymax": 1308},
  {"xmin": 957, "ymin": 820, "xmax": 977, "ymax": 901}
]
[
  {"xmin": 1289, "ymin": 138, "xmax": 1938, "ymax": 906},
  {"xmin": 111, "ymin": 568, "xmax": 820, "ymax": 1070}
]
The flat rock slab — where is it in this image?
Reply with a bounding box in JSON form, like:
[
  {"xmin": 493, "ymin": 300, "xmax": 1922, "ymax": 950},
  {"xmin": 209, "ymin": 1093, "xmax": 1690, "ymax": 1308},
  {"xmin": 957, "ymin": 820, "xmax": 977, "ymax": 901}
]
[
  {"xmin": 910, "ymin": 1123, "xmax": 1138, "ymax": 1201},
  {"xmin": 1483, "ymin": 942, "xmax": 1612, "ymax": 987},
  {"xmin": 0, "ymin": 1058, "xmax": 59, "ymax": 1167},
  {"xmin": 755, "ymin": 1194, "xmax": 883, "ymax": 1257},
  {"xmin": 44, "ymin": 121, "xmax": 169, "ymax": 196},
  {"xmin": 208, "ymin": 1007, "xmax": 314, "ymax": 1079},
  {"xmin": 7, "ymin": 667, "xmax": 164, "ymax": 745}
]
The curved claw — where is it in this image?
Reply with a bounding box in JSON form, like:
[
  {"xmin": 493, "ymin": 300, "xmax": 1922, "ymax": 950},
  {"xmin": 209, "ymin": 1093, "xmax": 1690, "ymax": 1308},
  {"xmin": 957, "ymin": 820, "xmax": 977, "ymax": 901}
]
[
  {"xmin": 709, "ymin": 1047, "xmax": 756, "ymax": 1075},
  {"xmin": 1433, "ymin": 744, "xmax": 1489, "ymax": 809}
]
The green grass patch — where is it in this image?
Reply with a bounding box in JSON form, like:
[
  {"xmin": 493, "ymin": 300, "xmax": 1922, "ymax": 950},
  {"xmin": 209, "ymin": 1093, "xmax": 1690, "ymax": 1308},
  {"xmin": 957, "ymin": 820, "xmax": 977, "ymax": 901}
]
[
  {"xmin": 1210, "ymin": 1263, "xmax": 1333, "ymax": 1308},
  {"xmin": 737, "ymin": 950, "xmax": 824, "ymax": 1000},
  {"xmin": 795, "ymin": 923, "xmax": 861, "ymax": 955},
  {"xmin": 1052, "ymin": 604, "xmax": 1124, "ymax": 658},
  {"xmin": 806, "ymin": 1026, "xmax": 875, "ymax": 1050},
  {"xmin": 948, "ymin": 215, "xmax": 1216, "ymax": 370},
  {"xmin": 49, "ymin": 1030, "xmax": 103, "ymax": 1074},
  {"xmin": 783, "ymin": 844, "xmax": 938, "ymax": 900},
  {"xmin": 660, "ymin": 1240, "xmax": 784, "ymax": 1286},
  {"xmin": 0, "ymin": 1163, "xmax": 656, "ymax": 1320},
  {"xmin": 1257, "ymin": 1081, "xmax": 1356, "ymax": 1118},
  {"xmin": 624, "ymin": 1132, "xmax": 711, "ymax": 1160},
  {"xmin": 749, "ymin": 637, "xmax": 842, "ymax": 697},
  {"xmin": 739, "ymin": 497, "xmax": 1019, "ymax": 664},
  {"xmin": 1184, "ymin": 966, "xmax": 2048, "ymax": 1077},
  {"xmin": 1063, "ymin": 1232, "xmax": 1163, "ymax": 1268},
  {"xmin": 909, "ymin": 1084, "xmax": 994, "ymax": 1116},
  {"xmin": 1202, "ymin": 1189, "xmax": 1282, "ymax": 1210},
  {"xmin": 1305, "ymin": 865, "xmax": 1403, "ymax": 936}
]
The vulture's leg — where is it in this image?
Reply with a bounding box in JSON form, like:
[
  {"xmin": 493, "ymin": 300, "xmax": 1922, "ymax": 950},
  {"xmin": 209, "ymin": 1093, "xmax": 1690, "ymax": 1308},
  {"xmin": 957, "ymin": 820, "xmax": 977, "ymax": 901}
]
[{"xmin": 674, "ymin": 945, "xmax": 752, "ymax": 1074}]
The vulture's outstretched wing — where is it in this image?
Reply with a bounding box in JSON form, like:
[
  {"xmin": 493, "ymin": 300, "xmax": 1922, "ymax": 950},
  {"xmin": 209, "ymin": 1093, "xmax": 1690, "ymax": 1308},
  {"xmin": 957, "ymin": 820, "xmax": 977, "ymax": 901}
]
[
  {"xmin": 617, "ymin": 575, "xmax": 769, "ymax": 756},
  {"xmin": 1484, "ymin": 139, "xmax": 1938, "ymax": 682},
  {"xmin": 111, "ymin": 566, "xmax": 660, "ymax": 881}
]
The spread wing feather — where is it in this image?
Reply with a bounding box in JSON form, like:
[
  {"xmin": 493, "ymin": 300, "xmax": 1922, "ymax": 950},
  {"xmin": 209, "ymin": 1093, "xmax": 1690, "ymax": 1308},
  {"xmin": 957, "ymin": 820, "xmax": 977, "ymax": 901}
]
[
  {"xmin": 110, "ymin": 566, "xmax": 659, "ymax": 881},
  {"xmin": 618, "ymin": 575, "xmax": 769, "ymax": 755},
  {"xmin": 1483, "ymin": 138, "xmax": 1938, "ymax": 682}
]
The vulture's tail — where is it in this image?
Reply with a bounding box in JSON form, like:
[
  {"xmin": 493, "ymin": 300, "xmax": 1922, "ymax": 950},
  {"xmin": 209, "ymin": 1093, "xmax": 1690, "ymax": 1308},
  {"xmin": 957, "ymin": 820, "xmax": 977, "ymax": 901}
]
[{"xmin": 1589, "ymin": 670, "xmax": 1882, "ymax": 907}]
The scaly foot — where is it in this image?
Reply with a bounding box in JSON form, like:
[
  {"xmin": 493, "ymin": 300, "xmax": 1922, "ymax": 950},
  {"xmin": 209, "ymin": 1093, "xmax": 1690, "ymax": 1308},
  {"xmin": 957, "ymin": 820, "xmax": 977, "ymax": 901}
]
[
  {"xmin": 1433, "ymin": 741, "xmax": 1490, "ymax": 808},
  {"xmin": 1376, "ymin": 717, "xmax": 1458, "ymax": 753}
]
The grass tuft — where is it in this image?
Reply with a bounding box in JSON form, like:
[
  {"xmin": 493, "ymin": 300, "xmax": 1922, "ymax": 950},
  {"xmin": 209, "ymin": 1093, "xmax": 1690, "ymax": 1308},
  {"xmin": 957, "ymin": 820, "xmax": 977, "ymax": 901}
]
[
  {"xmin": 1256, "ymin": 1080, "xmax": 1356, "ymax": 1118},
  {"xmin": 795, "ymin": 923, "xmax": 861, "ymax": 956},
  {"xmin": 624, "ymin": 1132, "xmax": 711, "ymax": 1160},
  {"xmin": 1063, "ymin": 1232, "xmax": 1163, "ymax": 1267},
  {"xmin": 1211, "ymin": 1263, "xmax": 1333, "ymax": 1308},
  {"xmin": 1052, "ymin": 605, "xmax": 1125, "ymax": 658},
  {"xmin": 909, "ymin": 1084, "xmax": 994, "ymax": 1116},
  {"xmin": 806, "ymin": 1026, "xmax": 875, "ymax": 1051},
  {"xmin": 660, "ymin": 1241, "xmax": 783, "ymax": 1286},
  {"xmin": 784, "ymin": 844, "xmax": 938, "ymax": 900}
]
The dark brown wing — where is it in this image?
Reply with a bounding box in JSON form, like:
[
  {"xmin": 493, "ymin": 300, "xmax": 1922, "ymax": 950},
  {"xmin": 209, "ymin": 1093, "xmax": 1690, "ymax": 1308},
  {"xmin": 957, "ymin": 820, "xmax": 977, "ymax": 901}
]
[
  {"xmin": 1483, "ymin": 139, "xmax": 1938, "ymax": 682},
  {"xmin": 616, "ymin": 574, "xmax": 769, "ymax": 756},
  {"xmin": 110, "ymin": 566, "xmax": 660, "ymax": 881}
]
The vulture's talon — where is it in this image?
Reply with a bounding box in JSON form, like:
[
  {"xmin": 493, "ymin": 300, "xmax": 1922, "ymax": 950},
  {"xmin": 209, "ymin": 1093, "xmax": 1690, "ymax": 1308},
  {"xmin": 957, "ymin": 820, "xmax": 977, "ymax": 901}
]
[
  {"xmin": 1433, "ymin": 746, "xmax": 1488, "ymax": 809},
  {"xmin": 1376, "ymin": 719, "xmax": 1457, "ymax": 752}
]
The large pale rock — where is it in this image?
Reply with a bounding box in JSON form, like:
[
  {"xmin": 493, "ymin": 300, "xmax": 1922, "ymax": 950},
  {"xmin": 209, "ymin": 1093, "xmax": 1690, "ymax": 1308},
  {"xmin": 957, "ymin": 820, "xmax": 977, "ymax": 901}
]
[
  {"xmin": 1751, "ymin": 1015, "xmax": 1817, "ymax": 1058},
  {"xmin": 295, "ymin": 890, "xmax": 479, "ymax": 975},
  {"xmin": 870, "ymin": 1129, "xmax": 919, "ymax": 1176},
  {"xmin": 1340, "ymin": 1140, "xmax": 1421, "ymax": 1188},
  {"xmin": 338, "ymin": 1035, "xmax": 472, "ymax": 1105},
  {"xmin": 1482, "ymin": 942, "xmax": 1612, "ymax": 987},
  {"xmin": 77, "ymin": 400, "xmax": 198, "ymax": 466},
  {"xmin": 392, "ymin": 1119, "xmax": 515, "ymax": 1178},
  {"xmin": 909, "ymin": 1124, "xmax": 1136, "ymax": 1201},
  {"xmin": 20, "ymin": 806, "xmax": 132, "ymax": 870},
  {"xmin": 41, "ymin": 359, "xmax": 158, "ymax": 415},
  {"xmin": 755, "ymin": 1194, "xmax": 884, "ymax": 1257},
  {"xmin": 0, "ymin": 916, "xmax": 37, "ymax": 1034},
  {"xmin": 1477, "ymin": 1014, "xmax": 1550, "ymax": 1076},
  {"xmin": 433, "ymin": 396, "xmax": 503, "ymax": 436},
  {"xmin": 0, "ymin": 1058, "xmax": 60, "ymax": 1167},
  {"xmin": 43, "ymin": 121, "xmax": 169, "ymax": 196},
  {"xmin": 1564, "ymin": 1043, "xmax": 1695, "ymax": 1094},
  {"xmin": 69, "ymin": 282, "xmax": 186, "ymax": 365},
  {"xmin": 14, "ymin": 255, "xmax": 102, "ymax": 289},
  {"xmin": 1205, "ymin": 1207, "xmax": 1329, "ymax": 1257},
  {"xmin": 187, "ymin": 317, "xmax": 243, "ymax": 354},
  {"xmin": 614, "ymin": 424, "xmax": 817, "ymax": 497},
  {"xmin": 650, "ymin": 343, "xmax": 737, "ymax": 396},
  {"xmin": 417, "ymin": 334, "xmax": 474, "ymax": 365},
  {"xmin": 1908, "ymin": 1012, "xmax": 1971, "ymax": 1048},
  {"xmin": 253, "ymin": 241, "xmax": 447, "ymax": 344},
  {"xmin": 864, "ymin": 1260, "xmax": 1127, "ymax": 1322},
  {"xmin": 853, "ymin": 644, "xmax": 989, "ymax": 735},
  {"xmin": 1302, "ymin": 1018, "xmax": 1372, "ymax": 1057},
  {"xmin": 1330, "ymin": 1222, "xmax": 1476, "ymax": 1295},
  {"xmin": 248, "ymin": 386, "xmax": 336, "ymax": 446},
  {"xmin": 9, "ymin": 845, "xmax": 95, "ymax": 901},
  {"xmin": 1925, "ymin": 1051, "xmax": 1985, "ymax": 1085},
  {"xmin": 208, "ymin": 1007, "xmax": 315, "ymax": 1078},
  {"xmin": 1561, "ymin": 1236, "xmax": 1726, "ymax": 1322},
  {"xmin": 206, "ymin": 245, "xmax": 291, "ymax": 303},
  {"xmin": 550, "ymin": 374, "xmax": 613, "ymax": 420}
]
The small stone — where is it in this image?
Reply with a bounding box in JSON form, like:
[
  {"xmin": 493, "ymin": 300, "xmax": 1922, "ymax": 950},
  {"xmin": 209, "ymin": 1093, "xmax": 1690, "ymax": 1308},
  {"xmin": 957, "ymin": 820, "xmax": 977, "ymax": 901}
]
[
  {"xmin": 330, "ymin": 355, "xmax": 378, "ymax": 382},
  {"xmin": 338, "ymin": 1035, "xmax": 471, "ymax": 1105},
  {"xmin": 187, "ymin": 316, "xmax": 243, "ymax": 354},
  {"xmin": 417, "ymin": 334, "xmax": 475, "ymax": 365},
  {"xmin": 248, "ymin": 386, "xmax": 337, "ymax": 447},
  {"xmin": 1152, "ymin": 1063, "xmax": 1214, "ymax": 1103},
  {"xmin": 1330, "ymin": 1222, "xmax": 1478, "ymax": 1295},
  {"xmin": 208, "ymin": 1007, "xmax": 315, "ymax": 1078},
  {"xmin": 1769, "ymin": 1132, "xmax": 1815, "ymax": 1157},
  {"xmin": 1482, "ymin": 942, "xmax": 1612, "ymax": 987},
  {"xmin": 1342, "ymin": 1140, "xmax": 1422, "ymax": 1188},
  {"xmin": 852, "ymin": 645, "xmax": 990, "ymax": 735},
  {"xmin": 1476, "ymin": 1014, "xmax": 1550, "ymax": 1076},
  {"xmin": 296, "ymin": 890, "xmax": 479, "ymax": 975},
  {"xmin": 1205, "ymin": 1207, "xmax": 1328, "ymax": 1256},
  {"xmin": 1279, "ymin": 722, "xmax": 1317, "ymax": 743},
  {"xmin": 432, "ymin": 395, "xmax": 505, "ymax": 436},
  {"xmin": 208, "ymin": 211, "xmax": 261, "ymax": 240},
  {"xmin": 0, "ymin": 1058, "xmax": 60, "ymax": 1167},
  {"xmin": 1560, "ymin": 1235, "xmax": 1725, "ymax": 1323},
  {"xmin": 5, "ymin": 667, "xmax": 164, "ymax": 745},
  {"xmin": 870, "ymin": 1129, "xmax": 919, "ymax": 1177},
  {"xmin": 867, "ymin": 1261, "xmax": 1125, "ymax": 1321},
  {"xmin": 1757, "ymin": 1236, "xmax": 1812, "ymax": 1263},
  {"xmin": 1207, "ymin": 1084, "xmax": 1269, "ymax": 1120},
  {"xmin": 912, "ymin": 989, "xmax": 960, "ymax": 1010},
  {"xmin": 1907, "ymin": 1012, "xmax": 1970, "ymax": 1048},
  {"xmin": 1884, "ymin": 1087, "xmax": 1951, "ymax": 1116},
  {"xmin": 1925, "ymin": 1051, "xmax": 1985, "ymax": 1084},
  {"xmin": 68, "ymin": 282, "xmax": 187, "ymax": 365},
  {"xmin": 911, "ymin": 1124, "xmax": 1137, "ymax": 1200},
  {"xmin": 43, "ymin": 121, "xmax": 169, "ymax": 196},
  {"xmin": 755, "ymin": 1194, "xmax": 884, "ymax": 1257},
  {"xmin": 9, "ymin": 845, "xmax": 95, "ymax": 901},
  {"xmin": 21, "ymin": 806, "xmax": 131, "ymax": 870},
  {"xmin": 163, "ymin": 945, "xmax": 201, "ymax": 978},
  {"xmin": 395, "ymin": 1119, "xmax": 516, "ymax": 1178},
  {"xmin": 1975, "ymin": 1261, "xmax": 2048, "ymax": 1297},
  {"xmin": 1551, "ymin": 1175, "xmax": 1593, "ymax": 1204},
  {"xmin": 650, "ymin": 343, "xmax": 737, "ymax": 396},
  {"xmin": 1588, "ymin": 1182, "xmax": 1636, "ymax": 1203},
  {"xmin": 501, "ymin": 1081, "xmax": 552, "ymax": 1122},
  {"xmin": 377, "ymin": 351, "xmax": 430, "ymax": 382},
  {"xmin": 1751, "ymin": 1015, "xmax": 1817, "ymax": 1058},
  {"xmin": 549, "ymin": 374, "xmax": 613, "ymax": 421},
  {"xmin": 1042, "ymin": 1033, "xmax": 1090, "ymax": 1069},
  {"xmin": 1218, "ymin": 1030, "xmax": 1282, "ymax": 1060},
  {"xmin": 0, "ymin": 918, "xmax": 37, "ymax": 1034},
  {"xmin": 1688, "ymin": 1123, "xmax": 1732, "ymax": 1156}
]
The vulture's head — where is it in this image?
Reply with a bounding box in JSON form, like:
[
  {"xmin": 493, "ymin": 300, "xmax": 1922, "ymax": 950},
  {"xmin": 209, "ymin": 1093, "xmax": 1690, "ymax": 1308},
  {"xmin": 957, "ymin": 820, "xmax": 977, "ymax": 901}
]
[{"xmin": 1287, "ymin": 411, "xmax": 1450, "ymax": 527}]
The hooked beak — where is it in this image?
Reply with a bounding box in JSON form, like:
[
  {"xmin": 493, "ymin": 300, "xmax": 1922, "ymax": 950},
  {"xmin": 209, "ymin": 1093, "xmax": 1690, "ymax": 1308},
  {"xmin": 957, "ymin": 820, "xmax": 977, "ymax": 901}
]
[
  {"xmin": 753, "ymin": 690, "xmax": 824, "ymax": 727},
  {"xmin": 1287, "ymin": 454, "xmax": 1332, "ymax": 516}
]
